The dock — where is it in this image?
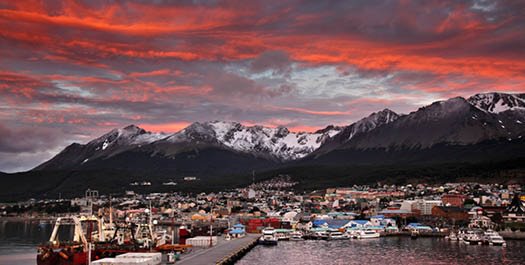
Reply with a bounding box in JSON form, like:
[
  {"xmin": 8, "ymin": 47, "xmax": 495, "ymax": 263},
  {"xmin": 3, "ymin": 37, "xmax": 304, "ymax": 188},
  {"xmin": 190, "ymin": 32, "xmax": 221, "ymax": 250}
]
[{"xmin": 176, "ymin": 234, "xmax": 259, "ymax": 265}]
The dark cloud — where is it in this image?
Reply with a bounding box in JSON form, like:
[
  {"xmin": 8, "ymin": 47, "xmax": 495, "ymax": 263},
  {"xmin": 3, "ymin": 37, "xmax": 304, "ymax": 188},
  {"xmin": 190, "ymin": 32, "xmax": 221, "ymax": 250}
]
[
  {"xmin": 0, "ymin": 0, "xmax": 524, "ymax": 171},
  {"xmin": 0, "ymin": 124, "xmax": 64, "ymax": 153}
]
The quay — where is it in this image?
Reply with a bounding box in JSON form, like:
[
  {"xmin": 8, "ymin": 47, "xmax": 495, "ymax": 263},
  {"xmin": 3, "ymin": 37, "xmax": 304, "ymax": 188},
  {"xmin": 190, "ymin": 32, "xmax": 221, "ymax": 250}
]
[{"xmin": 176, "ymin": 234, "xmax": 259, "ymax": 265}]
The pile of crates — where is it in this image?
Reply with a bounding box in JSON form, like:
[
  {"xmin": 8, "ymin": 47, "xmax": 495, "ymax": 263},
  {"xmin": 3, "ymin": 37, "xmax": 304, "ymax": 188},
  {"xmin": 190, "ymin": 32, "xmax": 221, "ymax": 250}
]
[{"xmin": 185, "ymin": 236, "xmax": 218, "ymax": 247}]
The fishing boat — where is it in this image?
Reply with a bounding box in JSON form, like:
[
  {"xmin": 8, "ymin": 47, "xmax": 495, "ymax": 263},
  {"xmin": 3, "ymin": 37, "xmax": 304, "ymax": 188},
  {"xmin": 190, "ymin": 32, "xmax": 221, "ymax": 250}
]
[
  {"xmin": 37, "ymin": 216, "xmax": 99, "ymax": 265},
  {"xmin": 259, "ymin": 227, "xmax": 278, "ymax": 245}
]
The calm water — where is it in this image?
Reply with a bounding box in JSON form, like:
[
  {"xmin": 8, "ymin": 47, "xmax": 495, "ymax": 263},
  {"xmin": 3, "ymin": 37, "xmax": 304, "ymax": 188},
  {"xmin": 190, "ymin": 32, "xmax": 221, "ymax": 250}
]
[
  {"xmin": 0, "ymin": 220, "xmax": 71, "ymax": 265},
  {"xmin": 239, "ymin": 238, "xmax": 525, "ymax": 265},
  {"xmin": 2, "ymin": 221, "xmax": 525, "ymax": 265}
]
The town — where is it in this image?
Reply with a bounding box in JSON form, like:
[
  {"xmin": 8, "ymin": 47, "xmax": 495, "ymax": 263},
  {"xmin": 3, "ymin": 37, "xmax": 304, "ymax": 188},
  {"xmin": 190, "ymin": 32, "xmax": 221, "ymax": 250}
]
[{"xmin": 1, "ymin": 175, "xmax": 524, "ymax": 264}]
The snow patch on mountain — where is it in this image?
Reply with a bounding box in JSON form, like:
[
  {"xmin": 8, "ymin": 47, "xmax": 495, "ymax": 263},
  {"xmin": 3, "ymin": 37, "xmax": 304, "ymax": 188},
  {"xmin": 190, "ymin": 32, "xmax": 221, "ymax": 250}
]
[
  {"xmin": 166, "ymin": 121, "xmax": 342, "ymax": 160},
  {"xmin": 468, "ymin": 92, "xmax": 525, "ymax": 113},
  {"xmin": 91, "ymin": 125, "xmax": 167, "ymax": 151}
]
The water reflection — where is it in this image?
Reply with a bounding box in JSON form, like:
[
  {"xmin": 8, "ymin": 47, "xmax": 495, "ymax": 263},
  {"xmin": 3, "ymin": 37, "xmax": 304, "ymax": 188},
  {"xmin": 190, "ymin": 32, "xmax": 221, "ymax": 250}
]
[
  {"xmin": 0, "ymin": 220, "xmax": 72, "ymax": 265},
  {"xmin": 239, "ymin": 237, "xmax": 525, "ymax": 265}
]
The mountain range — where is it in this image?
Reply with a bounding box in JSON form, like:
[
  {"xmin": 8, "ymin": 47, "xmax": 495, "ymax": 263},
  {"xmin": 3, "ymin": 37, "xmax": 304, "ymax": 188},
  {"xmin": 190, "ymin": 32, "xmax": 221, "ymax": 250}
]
[{"xmin": 2, "ymin": 92, "xmax": 525, "ymax": 200}]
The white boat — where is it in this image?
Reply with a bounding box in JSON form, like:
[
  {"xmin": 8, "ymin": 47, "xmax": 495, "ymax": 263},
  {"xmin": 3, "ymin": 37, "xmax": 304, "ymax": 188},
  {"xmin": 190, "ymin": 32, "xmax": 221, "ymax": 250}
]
[
  {"xmin": 462, "ymin": 230, "xmax": 482, "ymax": 245},
  {"xmin": 315, "ymin": 231, "xmax": 329, "ymax": 240},
  {"xmin": 483, "ymin": 230, "xmax": 506, "ymax": 246},
  {"xmin": 259, "ymin": 227, "xmax": 278, "ymax": 245},
  {"xmin": 276, "ymin": 231, "xmax": 290, "ymax": 241},
  {"xmin": 355, "ymin": 230, "xmax": 380, "ymax": 239},
  {"xmin": 290, "ymin": 231, "xmax": 304, "ymax": 241},
  {"xmin": 447, "ymin": 232, "xmax": 458, "ymax": 241},
  {"xmin": 327, "ymin": 230, "xmax": 346, "ymax": 240}
]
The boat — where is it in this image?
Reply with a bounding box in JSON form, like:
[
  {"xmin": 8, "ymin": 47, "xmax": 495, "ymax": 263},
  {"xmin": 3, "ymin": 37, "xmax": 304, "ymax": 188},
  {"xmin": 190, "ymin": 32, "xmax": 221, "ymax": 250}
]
[
  {"xmin": 37, "ymin": 216, "xmax": 99, "ymax": 265},
  {"xmin": 275, "ymin": 229, "xmax": 291, "ymax": 241},
  {"xmin": 355, "ymin": 230, "xmax": 380, "ymax": 239},
  {"xmin": 327, "ymin": 230, "xmax": 346, "ymax": 240},
  {"xmin": 462, "ymin": 230, "xmax": 482, "ymax": 245},
  {"xmin": 315, "ymin": 231, "xmax": 329, "ymax": 240},
  {"xmin": 446, "ymin": 231, "xmax": 458, "ymax": 241},
  {"xmin": 483, "ymin": 230, "xmax": 506, "ymax": 246},
  {"xmin": 290, "ymin": 231, "xmax": 304, "ymax": 241},
  {"xmin": 259, "ymin": 227, "xmax": 278, "ymax": 245},
  {"xmin": 410, "ymin": 230, "xmax": 419, "ymax": 239}
]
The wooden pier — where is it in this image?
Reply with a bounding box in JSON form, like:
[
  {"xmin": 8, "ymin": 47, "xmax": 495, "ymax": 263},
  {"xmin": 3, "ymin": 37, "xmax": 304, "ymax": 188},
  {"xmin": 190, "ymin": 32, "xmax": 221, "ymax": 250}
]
[{"xmin": 176, "ymin": 234, "xmax": 259, "ymax": 265}]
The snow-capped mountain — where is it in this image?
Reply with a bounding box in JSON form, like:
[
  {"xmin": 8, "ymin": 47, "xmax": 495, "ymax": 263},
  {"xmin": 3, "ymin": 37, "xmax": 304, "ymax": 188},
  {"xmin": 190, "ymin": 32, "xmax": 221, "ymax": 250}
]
[
  {"xmin": 34, "ymin": 92, "xmax": 525, "ymax": 173},
  {"xmin": 164, "ymin": 121, "xmax": 342, "ymax": 160},
  {"xmin": 330, "ymin": 95, "xmax": 525, "ymax": 150},
  {"xmin": 34, "ymin": 125, "xmax": 168, "ymax": 170},
  {"xmin": 313, "ymin": 109, "xmax": 400, "ymax": 155},
  {"xmin": 92, "ymin": 125, "xmax": 167, "ymax": 151},
  {"xmin": 468, "ymin": 92, "xmax": 525, "ymax": 113},
  {"xmin": 35, "ymin": 121, "xmax": 342, "ymax": 171}
]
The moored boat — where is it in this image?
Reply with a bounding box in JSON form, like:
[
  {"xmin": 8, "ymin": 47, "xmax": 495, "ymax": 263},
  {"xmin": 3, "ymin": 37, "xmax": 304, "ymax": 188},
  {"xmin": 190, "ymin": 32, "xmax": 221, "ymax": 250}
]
[
  {"xmin": 462, "ymin": 230, "xmax": 482, "ymax": 245},
  {"xmin": 327, "ymin": 230, "xmax": 346, "ymax": 240},
  {"xmin": 483, "ymin": 230, "xmax": 506, "ymax": 246},
  {"xmin": 355, "ymin": 230, "xmax": 380, "ymax": 239},
  {"xmin": 37, "ymin": 216, "xmax": 99, "ymax": 265},
  {"xmin": 259, "ymin": 227, "xmax": 278, "ymax": 245},
  {"xmin": 290, "ymin": 231, "xmax": 304, "ymax": 241}
]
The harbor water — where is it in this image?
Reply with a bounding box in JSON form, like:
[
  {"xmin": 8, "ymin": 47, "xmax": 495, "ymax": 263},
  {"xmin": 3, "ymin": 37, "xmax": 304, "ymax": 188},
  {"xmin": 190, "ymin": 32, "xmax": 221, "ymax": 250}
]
[
  {"xmin": 239, "ymin": 237, "xmax": 525, "ymax": 265},
  {"xmin": 2, "ymin": 220, "xmax": 525, "ymax": 265}
]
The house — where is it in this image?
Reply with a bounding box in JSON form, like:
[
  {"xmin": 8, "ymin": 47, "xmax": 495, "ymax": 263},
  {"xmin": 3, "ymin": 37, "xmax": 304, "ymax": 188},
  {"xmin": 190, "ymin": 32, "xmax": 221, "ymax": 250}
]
[
  {"xmin": 469, "ymin": 215, "xmax": 494, "ymax": 229},
  {"xmin": 346, "ymin": 220, "xmax": 372, "ymax": 228},
  {"xmin": 228, "ymin": 223, "xmax": 246, "ymax": 238},
  {"xmin": 370, "ymin": 215, "xmax": 397, "ymax": 227}
]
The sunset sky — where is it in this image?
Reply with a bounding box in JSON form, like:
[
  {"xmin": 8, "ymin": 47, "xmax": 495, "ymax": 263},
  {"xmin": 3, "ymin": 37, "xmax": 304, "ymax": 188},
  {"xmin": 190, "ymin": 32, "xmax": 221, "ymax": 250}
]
[{"xmin": 1, "ymin": 0, "xmax": 525, "ymax": 172}]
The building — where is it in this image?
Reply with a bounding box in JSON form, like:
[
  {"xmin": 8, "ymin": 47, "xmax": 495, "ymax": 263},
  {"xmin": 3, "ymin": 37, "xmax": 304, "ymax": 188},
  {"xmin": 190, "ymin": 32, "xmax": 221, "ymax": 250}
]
[
  {"xmin": 503, "ymin": 194, "xmax": 525, "ymax": 222},
  {"xmin": 431, "ymin": 206, "xmax": 469, "ymax": 221},
  {"xmin": 442, "ymin": 194, "xmax": 466, "ymax": 207},
  {"xmin": 411, "ymin": 199, "xmax": 442, "ymax": 215}
]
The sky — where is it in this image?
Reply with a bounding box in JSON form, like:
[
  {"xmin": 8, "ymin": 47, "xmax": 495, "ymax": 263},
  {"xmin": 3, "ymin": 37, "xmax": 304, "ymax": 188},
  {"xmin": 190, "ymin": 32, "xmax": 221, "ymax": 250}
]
[{"xmin": 1, "ymin": 0, "xmax": 525, "ymax": 173}]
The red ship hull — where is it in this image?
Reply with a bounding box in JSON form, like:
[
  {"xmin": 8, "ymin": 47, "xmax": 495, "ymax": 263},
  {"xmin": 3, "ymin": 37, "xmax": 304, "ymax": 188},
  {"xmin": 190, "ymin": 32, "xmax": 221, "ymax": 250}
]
[{"xmin": 37, "ymin": 250, "xmax": 91, "ymax": 265}]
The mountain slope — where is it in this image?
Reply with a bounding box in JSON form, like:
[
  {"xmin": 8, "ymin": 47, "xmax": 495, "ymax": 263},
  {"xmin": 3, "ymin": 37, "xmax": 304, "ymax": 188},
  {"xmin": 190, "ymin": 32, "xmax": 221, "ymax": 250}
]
[
  {"xmin": 308, "ymin": 93, "xmax": 525, "ymax": 166},
  {"xmin": 34, "ymin": 121, "xmax": 342, "ymax": 171},
  {"xmin": 468, "ymin": 92, "xmax": 525, "ymax": 113},
  {"xmin": 162, "ymin": 121, "xmax": 341, "ymax": 161},
  {"xmin": 313, "ymin": 108, "xmax": 400, "ymax": 155},
  {"xmin": 34, "ymin": 125, "xmax": 167, "ymax": 171}
]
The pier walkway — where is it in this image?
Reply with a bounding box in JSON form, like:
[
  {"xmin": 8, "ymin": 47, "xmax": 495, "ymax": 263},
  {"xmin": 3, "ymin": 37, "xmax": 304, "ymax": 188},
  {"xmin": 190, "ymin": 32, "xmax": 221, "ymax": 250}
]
[{"xmin": 177, "ymin": 234, "xmax": 259, "ymax": 265}]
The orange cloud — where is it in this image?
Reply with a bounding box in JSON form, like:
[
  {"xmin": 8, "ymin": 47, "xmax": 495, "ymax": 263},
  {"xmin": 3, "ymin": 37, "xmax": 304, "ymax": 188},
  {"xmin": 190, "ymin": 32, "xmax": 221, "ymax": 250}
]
[{"xmin": 140, "ymin": 122, "xmax": 191, "ymax": 133}]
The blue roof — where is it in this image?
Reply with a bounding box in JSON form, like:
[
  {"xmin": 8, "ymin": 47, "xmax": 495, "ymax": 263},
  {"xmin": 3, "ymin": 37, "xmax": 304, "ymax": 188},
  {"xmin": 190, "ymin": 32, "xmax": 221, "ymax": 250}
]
[
  {"xmin": 407, "ymin": 222, "xmax": 422, "ymax": 227},
  {"xmin": 352, "ymin": 220, "xmax": 369, "ymax": 225},
  {"xmin": 229, "ymin": 228, "xmax": 245, "ymax": 234},
  {"xmin": 378, "ymin": 209, "xmax": 411, "ymax": 214},
  {"xmin": 312, "ymin": 219, "xmax": 328, "ymax": 227},
  {"xmin": 325, "ymin": 219, "xmax": 350, "ymax": 229},
  {"xmin": 370, "ymin": 215, "xmax": 385, "ymax": 219},
  {"xmin": 233, "ymin": 223, "xmax": 245, "ymax": 228}
]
